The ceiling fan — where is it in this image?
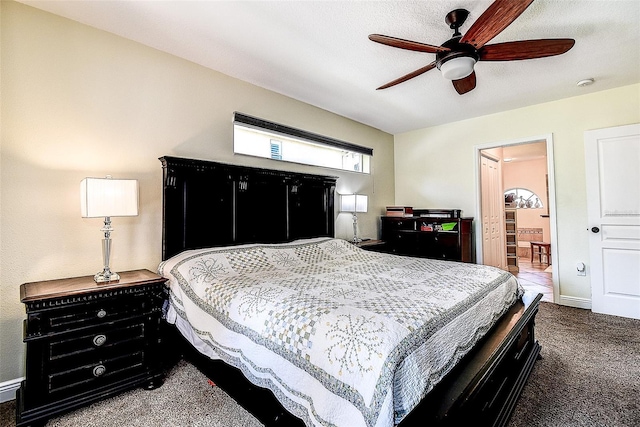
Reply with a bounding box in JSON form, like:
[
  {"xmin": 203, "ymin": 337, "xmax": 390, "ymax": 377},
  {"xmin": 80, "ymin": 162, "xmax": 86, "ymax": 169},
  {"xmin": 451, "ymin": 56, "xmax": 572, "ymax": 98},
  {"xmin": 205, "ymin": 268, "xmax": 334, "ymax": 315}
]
[{"xmin": 369, "ymin": 0, "xmax": 575, "ymax": 94}]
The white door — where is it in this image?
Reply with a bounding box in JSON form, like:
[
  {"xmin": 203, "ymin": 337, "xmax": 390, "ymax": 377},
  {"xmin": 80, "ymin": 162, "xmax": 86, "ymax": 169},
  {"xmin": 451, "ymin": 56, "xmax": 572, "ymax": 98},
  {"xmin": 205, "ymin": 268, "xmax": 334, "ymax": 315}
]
[
  {"xmin": 481, "ymin": 155, "xmax": 505, "ymax": 269},
  {"xmin": 585, "ymin": 123, "xmax": 640, "ymax": 319}
]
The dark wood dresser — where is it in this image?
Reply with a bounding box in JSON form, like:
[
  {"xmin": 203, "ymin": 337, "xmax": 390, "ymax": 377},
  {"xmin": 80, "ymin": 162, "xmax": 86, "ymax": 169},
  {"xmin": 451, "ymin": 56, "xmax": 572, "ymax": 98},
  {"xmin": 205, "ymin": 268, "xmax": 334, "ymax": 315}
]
[
  {"xmin": 16, "ymin": 269, "xmax": 167, "ymax": 427},
  {"xmin": 381, "ymin": 209, "xmax": 474, "ymax": 262}
]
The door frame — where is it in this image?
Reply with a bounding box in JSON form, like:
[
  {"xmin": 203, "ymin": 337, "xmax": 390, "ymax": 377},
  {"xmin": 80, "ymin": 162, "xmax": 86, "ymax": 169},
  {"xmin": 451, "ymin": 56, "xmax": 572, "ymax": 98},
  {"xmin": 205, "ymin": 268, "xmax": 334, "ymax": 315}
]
[{"xmin": 474, "ymin": 134, "xmax": 560, "ymax": 303}]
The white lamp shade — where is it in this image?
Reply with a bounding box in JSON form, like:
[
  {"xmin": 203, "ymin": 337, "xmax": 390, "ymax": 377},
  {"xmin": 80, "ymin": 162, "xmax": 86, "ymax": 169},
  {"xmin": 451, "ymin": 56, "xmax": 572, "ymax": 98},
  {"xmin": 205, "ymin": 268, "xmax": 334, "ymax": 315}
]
[
  {"xmin": 81, "ymin": 177, "xmax": 139, "ymax": 218},
  {"xmin": 355, "ymin": 195, "xmax": 368, "ymax": 213},
  {"xmin": 341, "ymin": 194, "xmax": 368, "ymax": 213},
  {"xmin": 440, "ymin": 56, "xmax": 476, "ymax": 80}
]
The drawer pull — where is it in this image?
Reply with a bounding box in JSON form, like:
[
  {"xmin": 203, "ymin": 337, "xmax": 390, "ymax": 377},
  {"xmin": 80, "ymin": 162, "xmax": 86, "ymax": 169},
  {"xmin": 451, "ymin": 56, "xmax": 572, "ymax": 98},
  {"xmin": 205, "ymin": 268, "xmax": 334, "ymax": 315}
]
[
  {"xmin": 93, "ymin": 334, "xmax": 107, "ymax": 347},
  {"xmin": 97, "ymin": 309, "xmax": 107, "ymax": 319},
  {"xmin": 92, "ymin": 365, "xmax": 106, "ymax": 377}
]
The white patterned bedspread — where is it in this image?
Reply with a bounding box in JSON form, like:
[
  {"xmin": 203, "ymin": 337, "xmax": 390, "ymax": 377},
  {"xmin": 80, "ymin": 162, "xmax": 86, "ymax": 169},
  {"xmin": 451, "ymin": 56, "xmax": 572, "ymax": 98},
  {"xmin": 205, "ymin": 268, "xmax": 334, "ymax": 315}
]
[{"xmin": 159, "ymin": 238, "xmax": 523, "ymax": 427}]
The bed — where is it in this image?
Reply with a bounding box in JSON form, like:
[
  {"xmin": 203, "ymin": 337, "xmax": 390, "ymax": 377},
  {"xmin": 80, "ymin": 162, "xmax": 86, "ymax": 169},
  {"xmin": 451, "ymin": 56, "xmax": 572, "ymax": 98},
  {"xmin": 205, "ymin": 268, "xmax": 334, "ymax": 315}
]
[{"xmin": 158, "ymin": 156, "xmax": 542, "ymax": 427}]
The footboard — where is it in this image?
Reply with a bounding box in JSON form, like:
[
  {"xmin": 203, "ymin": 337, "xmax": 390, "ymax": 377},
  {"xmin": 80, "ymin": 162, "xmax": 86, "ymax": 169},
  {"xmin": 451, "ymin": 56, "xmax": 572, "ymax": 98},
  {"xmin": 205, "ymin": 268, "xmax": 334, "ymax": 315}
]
[{"xmin": 400, "ymin": 293, "xmax": 543, "ymax": 427}]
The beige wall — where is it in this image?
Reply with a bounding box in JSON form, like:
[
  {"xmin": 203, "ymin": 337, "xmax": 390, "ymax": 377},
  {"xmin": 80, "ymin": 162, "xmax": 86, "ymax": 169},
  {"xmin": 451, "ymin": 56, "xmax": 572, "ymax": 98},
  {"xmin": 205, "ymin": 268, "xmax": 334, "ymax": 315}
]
[
  {"xmin": 395, "ymin": 83, "xmax": 640, "ymax": 306},
  {"xmin": 0, "ymin": 2, "xmax": 394, "ymax": 382}
]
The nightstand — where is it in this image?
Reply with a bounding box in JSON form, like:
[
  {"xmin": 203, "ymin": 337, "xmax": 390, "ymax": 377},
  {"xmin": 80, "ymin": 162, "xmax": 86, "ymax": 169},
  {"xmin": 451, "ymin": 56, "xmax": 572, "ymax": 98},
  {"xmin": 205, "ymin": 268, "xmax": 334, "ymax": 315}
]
[{"xmin": 16, "ymin": 269, "xmax": 167, "ymax": 427}]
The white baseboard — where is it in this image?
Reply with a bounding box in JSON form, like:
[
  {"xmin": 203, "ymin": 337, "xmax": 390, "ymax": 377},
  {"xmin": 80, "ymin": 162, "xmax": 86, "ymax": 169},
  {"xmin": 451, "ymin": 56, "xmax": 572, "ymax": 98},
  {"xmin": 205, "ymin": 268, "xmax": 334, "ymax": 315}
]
[
  {"xmin": 0, "ymin": 377, "xmax": 22, "ymax": 403},
  {"xmin": 559, "ymin": 295, "xmax": 592, "ymax": 310}
]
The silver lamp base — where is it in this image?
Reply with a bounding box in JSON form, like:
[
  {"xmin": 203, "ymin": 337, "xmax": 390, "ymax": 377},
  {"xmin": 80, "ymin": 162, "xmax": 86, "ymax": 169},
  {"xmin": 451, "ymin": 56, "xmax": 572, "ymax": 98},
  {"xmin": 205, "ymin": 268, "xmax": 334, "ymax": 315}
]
[
  {"xmin": 94, "ymin": 217, "xmax": 120, "ymax": 283},
  {"xmin": 351, "ymin": 213, "xmax": 362, "ymax": 243},
  {"xmin": 94, "ymin": 269, "xmax": 120, "ymax": 283}
]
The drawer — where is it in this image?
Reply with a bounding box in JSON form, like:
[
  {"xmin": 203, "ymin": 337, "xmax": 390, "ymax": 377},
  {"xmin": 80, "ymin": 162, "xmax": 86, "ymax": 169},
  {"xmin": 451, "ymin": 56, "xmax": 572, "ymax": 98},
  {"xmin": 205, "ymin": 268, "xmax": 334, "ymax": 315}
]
[
  {"xmin": 48, "ymin": 323, "xmax": 147, "ymax": 368},
  {"xmin": 473, "ymin": 323, "xmax": 533, "ymax": 416},
  {"xmin": 416, "ymin": 232, "xmax": 459, "ymax": 259},
  {"xmin": 391, "ymin": 231, "xmax": 418, "ymax": 252},
  {"xmin": 48, "ymin": 351, "xmax": 146, "ymax": 397},
  {"xmin": 383, "ymin": 219, "xmax": 415, "ymax": 231},
  {"xmin": 25, "ymin": 293, "xmax": 157, "ymax": 337}
]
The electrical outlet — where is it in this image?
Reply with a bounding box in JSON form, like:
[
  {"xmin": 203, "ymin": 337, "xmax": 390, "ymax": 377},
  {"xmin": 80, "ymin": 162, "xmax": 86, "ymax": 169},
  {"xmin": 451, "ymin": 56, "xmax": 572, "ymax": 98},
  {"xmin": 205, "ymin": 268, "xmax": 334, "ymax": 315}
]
[{"xmin": 576, "ymin": 262, "xmax": 586, "ymax": 276}]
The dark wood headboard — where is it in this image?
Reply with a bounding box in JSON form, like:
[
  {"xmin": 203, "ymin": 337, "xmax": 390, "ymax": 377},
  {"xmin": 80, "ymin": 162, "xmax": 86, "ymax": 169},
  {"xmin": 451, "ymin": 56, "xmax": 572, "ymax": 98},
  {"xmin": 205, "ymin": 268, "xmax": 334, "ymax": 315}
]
[{"xmin": 160, "ymin": 156, "xmax": 337, "ymax": 260}]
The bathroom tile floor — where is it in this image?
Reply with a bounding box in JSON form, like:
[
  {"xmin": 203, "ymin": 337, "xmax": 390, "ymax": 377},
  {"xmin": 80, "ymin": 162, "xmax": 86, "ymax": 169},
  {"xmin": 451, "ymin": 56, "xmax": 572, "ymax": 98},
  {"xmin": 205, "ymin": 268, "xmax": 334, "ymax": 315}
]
[{"xmin": 514, "ymin": 257, "xmax": 554, "ymax": 302}]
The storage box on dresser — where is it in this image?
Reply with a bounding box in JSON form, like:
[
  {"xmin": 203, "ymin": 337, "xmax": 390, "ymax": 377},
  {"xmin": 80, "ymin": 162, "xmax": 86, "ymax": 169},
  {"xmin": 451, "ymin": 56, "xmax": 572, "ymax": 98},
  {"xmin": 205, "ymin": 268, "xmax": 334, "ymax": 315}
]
[
  {"xmin": 16, "ymin": 269, "xmax": 167, "ymax": 427},
  {"xmin": 381, "ymin": 209, "xmax": 474, "ymax": 262}
]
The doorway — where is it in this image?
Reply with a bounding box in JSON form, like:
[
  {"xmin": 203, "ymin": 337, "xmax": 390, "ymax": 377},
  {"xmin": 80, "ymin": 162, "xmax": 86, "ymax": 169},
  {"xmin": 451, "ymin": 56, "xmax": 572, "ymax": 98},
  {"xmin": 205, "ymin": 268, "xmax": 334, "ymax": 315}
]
[{"xmin": 475, "ymin": 135, "xmax": 559, "ymax": 303}]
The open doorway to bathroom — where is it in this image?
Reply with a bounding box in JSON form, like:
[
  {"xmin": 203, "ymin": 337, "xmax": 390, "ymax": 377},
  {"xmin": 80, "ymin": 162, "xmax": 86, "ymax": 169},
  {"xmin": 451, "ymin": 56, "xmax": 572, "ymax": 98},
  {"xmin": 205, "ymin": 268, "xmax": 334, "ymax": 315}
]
[{"xmin": 476, "ymin": 136, "xmax": 558, "ymax": 303}]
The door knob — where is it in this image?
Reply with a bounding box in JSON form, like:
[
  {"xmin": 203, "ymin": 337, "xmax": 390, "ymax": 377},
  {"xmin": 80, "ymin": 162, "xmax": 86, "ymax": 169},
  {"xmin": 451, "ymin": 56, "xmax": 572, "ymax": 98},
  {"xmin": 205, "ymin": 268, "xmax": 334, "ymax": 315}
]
[{"xmin": 591, "ymin": 226, "xmax": 600, "ymax": 233}]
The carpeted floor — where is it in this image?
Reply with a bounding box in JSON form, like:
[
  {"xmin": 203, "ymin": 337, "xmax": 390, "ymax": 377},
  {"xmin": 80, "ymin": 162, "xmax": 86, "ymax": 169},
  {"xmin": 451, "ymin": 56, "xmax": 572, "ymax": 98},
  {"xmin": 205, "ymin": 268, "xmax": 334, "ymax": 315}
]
[
  {"xmin": 0, "ymin": 359, "xmax": 262, "ymax": 427},
  {"xmin": 509, "ymin": 302, "xmax": 640, "ymax": 427},
  {"xmin": 2, "ymin": 302, "xmax": 639, "ymax": 427}
]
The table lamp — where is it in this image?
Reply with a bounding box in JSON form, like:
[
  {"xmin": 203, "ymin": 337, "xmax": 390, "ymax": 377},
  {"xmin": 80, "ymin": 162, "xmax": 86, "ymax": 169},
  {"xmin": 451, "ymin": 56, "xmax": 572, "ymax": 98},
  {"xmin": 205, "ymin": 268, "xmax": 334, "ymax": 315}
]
[
  {"xmin": 81, "ymin": 176, "xmax": 139, "ymax": 282},
  {"xmin": 341, "ymin": 194, "xmax": 368, "ymax": 243}
]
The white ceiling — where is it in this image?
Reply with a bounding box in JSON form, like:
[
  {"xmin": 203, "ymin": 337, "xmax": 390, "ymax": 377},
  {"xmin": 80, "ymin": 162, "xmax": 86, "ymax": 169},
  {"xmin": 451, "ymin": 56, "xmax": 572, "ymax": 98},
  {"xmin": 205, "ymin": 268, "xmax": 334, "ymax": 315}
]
[
  {"xmin": 502, "ymin": 140, "xmax": 547, "ymax": 162},
  {"xmin": 19, "ymin": 0, "xmax": 640, "ymax": 135}
]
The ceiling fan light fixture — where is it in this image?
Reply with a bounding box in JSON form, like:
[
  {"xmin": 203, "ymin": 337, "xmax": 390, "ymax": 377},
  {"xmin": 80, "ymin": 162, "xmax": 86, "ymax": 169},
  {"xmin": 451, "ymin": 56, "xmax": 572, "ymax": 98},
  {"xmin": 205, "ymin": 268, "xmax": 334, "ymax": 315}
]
[{"xmin": 439, "ymin": 56, "xmax": 476, "ymax": 80}]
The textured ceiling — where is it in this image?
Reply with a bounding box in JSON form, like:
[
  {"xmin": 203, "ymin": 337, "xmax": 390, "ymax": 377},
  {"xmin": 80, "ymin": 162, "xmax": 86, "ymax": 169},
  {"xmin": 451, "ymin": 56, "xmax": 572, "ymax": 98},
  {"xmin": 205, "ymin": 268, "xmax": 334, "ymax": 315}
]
[{"xmin": 19, "ymin": 0, "xmax": 640, "ymax": 134}]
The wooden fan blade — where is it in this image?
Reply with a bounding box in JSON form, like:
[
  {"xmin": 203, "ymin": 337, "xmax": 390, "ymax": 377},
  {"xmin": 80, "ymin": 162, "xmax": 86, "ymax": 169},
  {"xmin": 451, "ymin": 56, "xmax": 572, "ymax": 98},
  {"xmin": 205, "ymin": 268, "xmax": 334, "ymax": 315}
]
[
  {"xmin": 369, "ymin": 34, "xmax": 449, "ymax": 54},
  {"xmin": 460, "ymin": 0, "xmax": 534, "ymax": 48},
  {"xmin": 376, "ymin": 62, "xmax": 437, "ymax": 90},
  {"xmin": 479, "ymin": 39, "xmax": 575, "ymax": 61},
  {"xmin": 452, "ymin": 71, "xmax": 477, "ymax": 95}
]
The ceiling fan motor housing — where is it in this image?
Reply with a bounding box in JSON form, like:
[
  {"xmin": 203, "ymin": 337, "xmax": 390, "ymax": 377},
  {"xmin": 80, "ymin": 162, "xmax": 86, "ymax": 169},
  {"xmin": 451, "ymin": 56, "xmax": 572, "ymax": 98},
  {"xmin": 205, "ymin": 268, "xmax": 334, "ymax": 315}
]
[{"xmin": 436, "ymin": 37, "xmax": 479, "ymax": 80}]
